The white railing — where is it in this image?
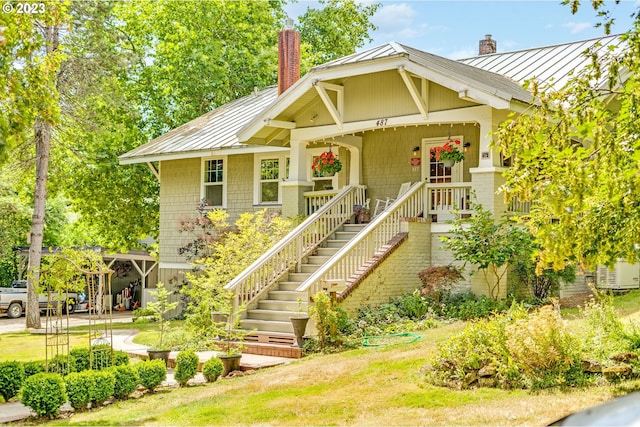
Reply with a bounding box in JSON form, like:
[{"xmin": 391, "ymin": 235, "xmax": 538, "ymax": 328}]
[
  {"xmin": 304, "ymin": 189, "xmax": 339, "ymax": 215},
  {"xmin": 225, "ymin": 185, "xmax": 366, "ymax": 313},
  {"xmin": 426, "ymin": 182, "xmax": 473, "ymax": 216},
  {"xmin": 296, "ymin": 182, "xmax": 425, "ymax": 297},
  {"xmin": 507, "ymin": 197, "xmax": 532, "ymax": 215}
]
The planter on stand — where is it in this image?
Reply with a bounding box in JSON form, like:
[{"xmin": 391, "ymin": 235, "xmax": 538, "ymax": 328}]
[
  {"xmin": 219, "ymin": 354, "xmax": 242, "ymax": 377},
  {"xmin": 290, "ymin": 316, "xmax": 310, "ymax": 348},
  {"xmin": 442, "ymin": 159, "xmax": 456, "ymax": 168},
  {"xmin": 147, "ymin": 349, "xmax": 171, "ymax": 366}
]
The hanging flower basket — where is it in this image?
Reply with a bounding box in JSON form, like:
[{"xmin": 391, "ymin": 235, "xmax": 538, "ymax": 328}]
[
  {"xmin": 312, "ymin": 149, "xmax": 342, "ymax": 176},
  {"xmin": 431, "ymin": 139, "xmax": 465, "ymax": 167}
]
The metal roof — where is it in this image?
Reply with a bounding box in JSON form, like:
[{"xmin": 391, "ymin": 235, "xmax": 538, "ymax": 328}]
[
  {"xmin": 459, "ymin": 34, "xmax": 623, "ymax": 90},
  {"xmin": 119, "ymin": 86, "xmax": 279, "ymax": 164}
]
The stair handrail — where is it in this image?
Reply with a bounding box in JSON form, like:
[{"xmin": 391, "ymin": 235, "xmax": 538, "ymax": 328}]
[
  {"xmin": 225, "ymin": 185, "xmax": 366, "ymax": 312},
  {"xmin": 296, "ymin": 181, "xmax": 425, "ymax": 297}
]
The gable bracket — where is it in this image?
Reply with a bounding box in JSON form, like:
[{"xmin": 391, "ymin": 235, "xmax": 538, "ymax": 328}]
[
  {"xmin": 398, "ymin": 66, "xmax": 428, "ymax": 119},
  {"xmin": 312, "ymin": 80, "xmax": 344, "ymax": 130}
]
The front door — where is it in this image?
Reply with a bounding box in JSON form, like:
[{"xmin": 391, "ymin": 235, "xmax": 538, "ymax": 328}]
[{"xmin": 422, "ymin": 137, "xmax": 464, "ymax": 221}]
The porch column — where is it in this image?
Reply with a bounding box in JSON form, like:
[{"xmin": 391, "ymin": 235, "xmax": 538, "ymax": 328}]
[{"xmin": 282, "ymin": 138, "xmax": 314, "ymax": 218}]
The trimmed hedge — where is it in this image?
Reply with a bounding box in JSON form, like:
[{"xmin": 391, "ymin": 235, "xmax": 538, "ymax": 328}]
[
  {"xmin": 23, "ymin": 360, "xmax": 46, "ymax": 378},
  {"xmin": 0, "ymin": 361, "xmax": 24, "ymax": 400},
  {"xmin": 136, "ymin": 359, "xmax": 166, "ymax": 392},
  {"xmin": 91, "ymin": 370, "xmax": 115, "ymax": 405},
  {"xmin": 202, "ymin": 358, "xmax": 223, "ymax": 383},
  {"xmin": 174, "ymin": 350, "xmax": 199, "ymax": 386},
  {"xmin": 108, "ymin": 365, "xmax": 139, "ymax": 400},
  {"xmin": 21, "ymin": 373, "xmax": 67, "ymax": 418},
  {"xmin": 46, "ymin": 354, "xmax": 75, "ymax": 374},
  {"xmin": 65, "ymin": 372, "xmax": 92, "ymax": 410}
]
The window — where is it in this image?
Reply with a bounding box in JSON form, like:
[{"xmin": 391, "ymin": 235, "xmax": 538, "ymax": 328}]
[
  {"xmin": 202, "ymin": 158, "xmax": 225, "ymax": 207},
  {"xmin": 254, "ymin": 154, "xmax": 289, "ymax": 204}
]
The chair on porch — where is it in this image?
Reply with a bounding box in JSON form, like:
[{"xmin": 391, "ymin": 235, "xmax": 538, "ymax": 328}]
[{"xmin": 372, "ymin": 182, "xmax": 412, "ymax": 217}]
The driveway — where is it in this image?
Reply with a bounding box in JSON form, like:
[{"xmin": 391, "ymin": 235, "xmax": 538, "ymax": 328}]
[{"xmin": 0, "ymin": 311, "xmax": 134, "ymax": 334}]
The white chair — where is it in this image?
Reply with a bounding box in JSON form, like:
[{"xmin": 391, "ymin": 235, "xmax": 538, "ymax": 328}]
[{"xmin": 373, "ymin": 182, "xmax": 411, "ymax": 217}]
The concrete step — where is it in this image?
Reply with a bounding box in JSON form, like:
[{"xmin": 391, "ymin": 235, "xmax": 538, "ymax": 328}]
[
  {"xmin": 241, "ymin": 318, "xmax": 293, "ymax": 334},
  {"xmin": 258, "ymin": 299, "xmax": 308, "ymax": 311},
  {"xmin": 342, "ymin": 224, "xmax": 367, "ymax": 233},
  {"xmin": 246, "ymin": 309, "xmax": 298, "ymax": 322},
  {"xmin": 286, "ymin": 272, "xmax": 312, "ymax": 282},
  {"xmin": 325, "ymin": 239, "xmax": 349, "ymax": 248},
  {"xmin": 277, "ymin": 281, "xmax": 302, "ymax": 292},
  {"xmin": 268, "ymin": 290, "xmax": 306, "ymax": 301},
  {"xmin": 316, "ymin": 247, "xmax": 340, "ymax": 256},
  {"xmin": 334, "ymin": 231, "xmax": 359, "ymax": 240},
  {"xmin": 299, "ymin": 264, "xmax": 321, "ymax": 273},
  {"xmin": 306, "ymin": 255, "xmax": 332, "ymax": 265}
]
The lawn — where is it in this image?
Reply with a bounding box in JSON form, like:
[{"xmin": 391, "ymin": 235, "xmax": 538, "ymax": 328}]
[{"xmin": 7, "ymin": 290, "xmax": 640, "ymax": 426}]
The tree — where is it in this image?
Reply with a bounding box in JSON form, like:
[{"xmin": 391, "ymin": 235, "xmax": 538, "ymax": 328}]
[
  {"xmin": 496, "ymin": 4, "xmax": 640, "ymax": 270},
  {"xmin": 441, "ymin": 202, "xmax": 532, "ymax": 300}
]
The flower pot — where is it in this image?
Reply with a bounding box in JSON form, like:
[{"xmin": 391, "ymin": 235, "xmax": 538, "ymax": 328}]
[
  {"xmin": 290, "ymin": 316, "xmax": 309, "ymax": 348},
  {"xmin": 441, "ymin": 159, "xmax": 456, "ymax": 168},
  {"xmin": 219, "ymin": 354, "xmax": 242, "ymax": 377},
  {"xmin": 147, "ymin": 349, "xmax": 171, "ymax": 366}
]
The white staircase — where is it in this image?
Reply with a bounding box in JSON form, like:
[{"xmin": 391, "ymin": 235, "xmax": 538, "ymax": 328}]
[{"xmin": 240, "ymin": 223, "xmax": 366, "ymax": 337}]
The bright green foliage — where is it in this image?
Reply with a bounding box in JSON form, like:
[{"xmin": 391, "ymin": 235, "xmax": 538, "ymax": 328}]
[
  {"xmin": 496, "ymin": 8, "xmax": 640, "ymax": 270},
  {"xmin": 0, "ymin": 361, "xmax": 24, "ymax": 400},
  {"xmin": 174, "ymin": 350, "xmax": 199, "ymax": 386},
  {"xmin": 90, "ymin": 370, "xmax": 115, "ymax": 405},
  {"xmin": 202, "ymin": 358, "xmax": 223, "ymax": 383},
  {"xmin": 441, "ymin": 201, "xmax": 534, "ymax": 300},
  {"xmin": 297, "ymin": 0, "xmax": 380, "ymax": 68},
  {"xmin": 23, "ymin": 361, "xmax": 46, "ymax": 378},
  {"xmin": 309, "ymin": 290, "xmax": 341, "ymax": 349},
  {"xmin": 69, "ymin": 348, "xmax": 90, "ymax": 372},
  {"xmin": 46, "ymin": 354, "xmax": 75, "ymax": 375},
  {"xmin": 147, "ymin": 282, "xmax": 179, "ymax": 350},
  {"xmin": 136, "ymin": 359, "xmax": 167, "ymax": 392},
  {"xmin": 183, "ymin": 209, "xmax": 295, "ymax": 346},
  {"xmin": 64, "ymin": 372, "xmax": 92, "ymax": 410},
  {"xmin": 21, "ymin": 373, "xmax": 67, "ymax": 418},
  {"xmin": 424, "ymin": 304, "xmax": 585, "ymax": 390},
  {"xmin": 108, "ymin": 365, "xmax": 139, "ymax": 400}
]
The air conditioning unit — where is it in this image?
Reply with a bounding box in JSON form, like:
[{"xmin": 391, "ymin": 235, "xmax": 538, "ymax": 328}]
[{"xmin": 596, "ymin": 261, "xmax": 640, "ymax": 290}]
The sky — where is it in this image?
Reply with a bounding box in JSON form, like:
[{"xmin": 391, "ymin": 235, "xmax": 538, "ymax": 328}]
[{"xmin": 285, "ymin": 0, "xmax": 639, "ymax": 59}]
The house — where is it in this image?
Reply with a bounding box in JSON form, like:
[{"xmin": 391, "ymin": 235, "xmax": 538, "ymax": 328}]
[{"xmin": 120, "ymin": 27, "xmax": 623, "ymax": 351}]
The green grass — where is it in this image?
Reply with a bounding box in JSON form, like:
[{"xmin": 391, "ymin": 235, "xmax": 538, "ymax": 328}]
[{"xmin": 0, "ymin": 332, "xmax": 91, "ymax": 362}]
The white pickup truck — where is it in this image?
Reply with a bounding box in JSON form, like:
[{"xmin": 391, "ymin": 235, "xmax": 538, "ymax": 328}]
[{"xmin": 0, "ymin": 280, "xmax": 79, "ymax": 318}]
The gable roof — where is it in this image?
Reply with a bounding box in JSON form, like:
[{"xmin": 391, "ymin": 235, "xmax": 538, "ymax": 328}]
[{"xmin": 119, "ymin": 86, "xmax": 281, "ymax": 165}]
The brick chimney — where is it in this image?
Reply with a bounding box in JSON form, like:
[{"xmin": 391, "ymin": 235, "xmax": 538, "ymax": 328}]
[
  {"xmin": 479, "ymin": 34, "xmax": 496, "ymax": 55},
  {"xmin": 278, "ymin": 18, "xmax": 300, "ymax": 95}
]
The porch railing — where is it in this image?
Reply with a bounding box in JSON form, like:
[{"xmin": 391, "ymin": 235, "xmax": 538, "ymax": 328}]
[
  {"xmin": 296, "ymin": 181, "xmax": 425, "ymax": 297},
  {"xmin": 507, "ymin": 197, "xmax": 532, "ymax": 215},
  {"xmin": 426, "ymin": 182, "xmax": 473, "ymax": 217},
  {"xmin": 225, "ymin": 185, "xmax": 366, "ymax": 313},
  {"xmin": 304, "ymin": 189, "xmax": 339, "ymax": 215}
]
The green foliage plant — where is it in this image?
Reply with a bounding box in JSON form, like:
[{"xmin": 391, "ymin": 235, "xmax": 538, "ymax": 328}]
[
  {"xmin": 0, "ymin": 361, "xmax": 24, "ymax": 401},
  {"xmin": 23, "ymin": 361, "xmax": 46, "ymax": 378},
  {"xmin": 90, "ymin": 370, "xmax": 115, "ymax": 405},
  {"xmin": 441, "ymin": 201, "xmax": 534, "ymax": 300},
  {"xmin": 108, "ymin": 365, "xmax": 139, "ymax": 400},
  {"xmin": 136, "ymin": 359, "xmax": 167, "ymax": 392},
  {"xmin": 175, "ymin": 350, "xmax": 200, "ymax": 386},
  {"xmin": 70, "ymin": 347, "xmax": 90, "ymax": 372},
  {"xmin": 309, "ymin": 290, "xmax": 341, "ymax": 350},
  {"xmin": 47, "ymin": 354, "xmax": 76, "ymax": 375},
  {"xmin": 64, "ymin": 372, "xmax": 92, "ymax": 410},
  {"xmin": 147, "ymin": 282, "xmax": 179, "ymax": 350},
  {"xmin": 202, "ymin": 357, "xmax": 223, "ymax": 383},
  {"xmin": 183, "ymin": 209, "xmax": 294, "ymax": 348},
  {"xmin": 417, "ymin": 265, "xmax": 464, "ymax": 302},
  {"xmin": 21, "ymin": 372, "xmax": 68, "ymax": 418}
]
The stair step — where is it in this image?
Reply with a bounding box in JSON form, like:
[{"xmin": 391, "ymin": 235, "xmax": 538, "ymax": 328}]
[
  {"xmin": 325, "ymin": 239, "xmax": 349, "ymax": 248},
  {"xmin": 258, "ymin": 299, "xmax": 308, "ymax": 311},
  {"xmin": 334, "ymin": 231, "xmax": 358, "ymax": 239},
  {"xmin": 317, "ymin": 247, "xmax": 340, "ymax": 256},
  {"xmin": 247, "ymin": 309, "xmax": 298, "ymax": 322},
  {"xmin": 277, "ymin": 281, "xmax": 302, "ymax": 292},
  {"xmin": 287, "ymin": 272, "xmax": 312, "ymax": 282},
  {"xmin": 299, "ymin": 264, "xmax": 321, "ymax": 273},
  {"xmin": 306, "ymin": 255, "xmax": 331, "ymax": 265},
  {"xmin": 268, "ymin": 290, "xmax": 306, "ymax": 301},
  {"xmin": 241, "ymin": 318, "xmax": 293, "ymax": 334},
  {"xmin": 342, "ymin": 224, "xmax": 367, "ymax": 232}
]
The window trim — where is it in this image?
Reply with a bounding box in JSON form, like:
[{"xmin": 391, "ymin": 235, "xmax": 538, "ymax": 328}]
[{"xmin": 201, "ymin": 156, "xmax": 228, "ymax": 208}]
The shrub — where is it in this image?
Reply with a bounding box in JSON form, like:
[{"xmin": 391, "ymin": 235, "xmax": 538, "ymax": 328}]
[
  {"xmin": 174, "ymin": 350, "xmax": 199, "ymax": 386},
  {"xmin": 91, "ymin": 370, "xmax": 115, "ymax": 405},
  {"xmin": 136, "ymin": 359, "xmax": 166, "ymax": 391},
  {"xmin": 202, "ymin": 358, "xmax": 223, "ymax": 383},
  {"xmin": 21, "ymin": 373, "xmax": 67, "ymax": 418},
  {"xmin": 418, "ymin": 265, "xmax": 463, "ymax": 301},
  {"xmin": 113, "ymin": 350, "xmax": 130, "ymax": 366},
  {"xmin": 70, "ymin": 347, "xmax": 90, "ymax": 372},
  {"xmin": 0, "ymin": 361, "xmax": 24, "ymax": 400},
  {"xmin": 64, "ymin": 372, "xmax": 92, "ymax": 410},
  {"xmin": 46, "ymin": 354, "xmax": 75, "ymax": 374},
  {"xmin": 108, "ymin": 365, "xmax": 139, "ymax": 400},
  {"xmin": 23, "ymin": 361, "xmax": 46, "ymax": 378},
  {"xmin": 91, "ymin": 344, "xmax": 114, "ymax": 370}
]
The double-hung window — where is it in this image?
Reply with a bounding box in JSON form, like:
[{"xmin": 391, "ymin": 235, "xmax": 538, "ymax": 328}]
[
  {"xmin": 255, "ymin": 154, "xmax": 289, "ymax": 205},
  {"xmin": 202, "ymin": 157, "xmax": 226, "ymax": 208}
]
